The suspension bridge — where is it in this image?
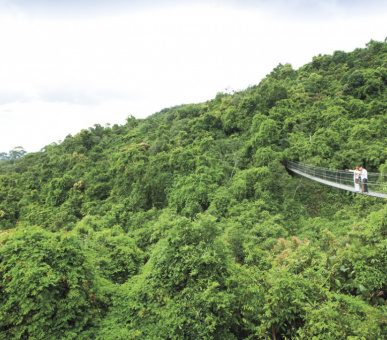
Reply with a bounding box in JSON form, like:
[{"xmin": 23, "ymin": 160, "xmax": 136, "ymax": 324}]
[{"xmin": 287, "ymin": 161, "xmax": 387, "ymax": 199}]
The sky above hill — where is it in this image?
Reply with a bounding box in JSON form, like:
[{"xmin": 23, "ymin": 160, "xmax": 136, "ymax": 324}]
[{"xmin": 1, "ymin": 0, "xmax": 386, "ymax": 153}]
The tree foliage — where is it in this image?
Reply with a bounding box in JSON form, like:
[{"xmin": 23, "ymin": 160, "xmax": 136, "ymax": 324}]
[{"xmin": 1, "ymin": 40, "xmax": 387, "ymax": 338}]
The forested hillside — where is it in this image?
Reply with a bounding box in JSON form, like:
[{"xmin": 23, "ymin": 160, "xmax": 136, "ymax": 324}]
[{"xmin": 1, "ymin": 40, "xmax": 387, "ymax": 339}]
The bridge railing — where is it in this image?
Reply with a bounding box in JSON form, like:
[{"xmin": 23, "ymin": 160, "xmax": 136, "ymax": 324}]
[{"xmin": 287, "ymin": 161, "xmax": 387, "ymax": 194}]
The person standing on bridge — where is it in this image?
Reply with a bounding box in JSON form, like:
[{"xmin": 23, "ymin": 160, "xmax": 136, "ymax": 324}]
[
  {"xmin": 346, "ymin": 166, "xmax": 361, "ymax": 192},
  {"xmin": 359, "ymin": 166, "xmax": 369, "ymax": 193}
]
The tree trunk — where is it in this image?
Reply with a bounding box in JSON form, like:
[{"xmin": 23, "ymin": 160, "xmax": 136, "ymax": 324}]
[{"xmin": 271, "ymin": 324, "xmax": 276, "ymax": 340}]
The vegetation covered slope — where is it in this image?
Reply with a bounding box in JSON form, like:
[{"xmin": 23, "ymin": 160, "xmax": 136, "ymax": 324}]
[{"xmin": 1, "ymin": 40, "xmax": 387, "ymax": 339}]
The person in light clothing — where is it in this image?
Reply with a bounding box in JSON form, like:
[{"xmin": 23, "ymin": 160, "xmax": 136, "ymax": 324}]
[
  {"xmin": 359, "ymin": 167, "xmax": 368, "ymax": 193},
  {"xmin": 346, "ymin": 166, "xmax": 361, "ymax": 192}
]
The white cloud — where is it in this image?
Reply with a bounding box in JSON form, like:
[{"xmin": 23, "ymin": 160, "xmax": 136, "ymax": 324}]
[{"xmin": 0, "ymin": 2, "xmax": 386, "ymax": 152}]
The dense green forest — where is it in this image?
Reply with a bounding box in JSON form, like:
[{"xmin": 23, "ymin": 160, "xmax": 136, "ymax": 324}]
[{"xmin": 1, "ymin": 40, "xmax": 387, "ymax": 339}]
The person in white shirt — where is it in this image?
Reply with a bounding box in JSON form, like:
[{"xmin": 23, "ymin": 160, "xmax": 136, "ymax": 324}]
[
  {"xmin": 359, "ymin": 167, "xmax": 368, "ymax": 193},
  {"xmin": 346, "ymin": 166, "xmax": 361, "ymax": 192}
]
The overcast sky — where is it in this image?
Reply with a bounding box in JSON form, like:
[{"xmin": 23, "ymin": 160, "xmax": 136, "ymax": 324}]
[{"xmin": 1, "ymin": 0, "xmax": 386, "ymax": 153}]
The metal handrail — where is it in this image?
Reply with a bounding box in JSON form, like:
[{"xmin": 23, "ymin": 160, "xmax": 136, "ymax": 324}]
[{"xmin": 287, "ymin": 161, "xmax": 387, "ymax": 195}]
